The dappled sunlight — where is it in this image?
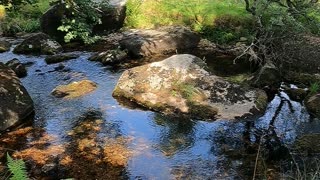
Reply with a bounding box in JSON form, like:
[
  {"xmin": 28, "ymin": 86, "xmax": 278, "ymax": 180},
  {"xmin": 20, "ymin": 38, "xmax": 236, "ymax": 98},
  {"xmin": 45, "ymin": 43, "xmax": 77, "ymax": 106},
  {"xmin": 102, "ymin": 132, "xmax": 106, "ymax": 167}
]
[{"xmin": 0, "ymin": 6, "xmax": 5, "ymax": 20}]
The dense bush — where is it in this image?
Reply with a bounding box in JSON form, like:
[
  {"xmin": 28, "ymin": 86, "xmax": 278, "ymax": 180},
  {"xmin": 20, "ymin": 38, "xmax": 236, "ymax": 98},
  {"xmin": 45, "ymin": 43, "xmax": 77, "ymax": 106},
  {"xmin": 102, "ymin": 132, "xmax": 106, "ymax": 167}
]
[
  {"xmin": 0, "ymin": 1, "xmax": 49, "ymax": 36},
  {"xmin": 125, "ymin": 0, "xmax": 253, "ymax": 44},
  {"xmin": 55, "ymin": 0, "xmax": 110, "ymax": 44}
]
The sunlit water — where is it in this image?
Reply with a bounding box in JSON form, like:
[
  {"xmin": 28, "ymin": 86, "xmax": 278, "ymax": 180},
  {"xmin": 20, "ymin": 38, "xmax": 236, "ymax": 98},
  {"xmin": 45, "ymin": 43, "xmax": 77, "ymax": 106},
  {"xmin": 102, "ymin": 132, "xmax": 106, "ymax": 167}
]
[{"xmin": 0, "ymin": 41, "xmax": 317, "ymax": 179}]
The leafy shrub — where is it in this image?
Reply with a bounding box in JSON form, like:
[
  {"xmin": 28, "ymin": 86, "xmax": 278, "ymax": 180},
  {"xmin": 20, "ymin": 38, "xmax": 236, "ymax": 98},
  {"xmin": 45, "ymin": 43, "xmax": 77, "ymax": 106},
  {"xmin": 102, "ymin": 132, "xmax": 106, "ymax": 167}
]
[
  {"xmin": 124, "ymin": 0, "xmax": 252, "ymax": 44},
  {"xmin": 0, "ymin": 0, "xmax": 50, "ymax": 36},
  {"xmin": 55, "ymin": 0, "xmax": 110, "ymax": 44},
  {"xmin": 200, "ymin": 14, "xmax": 254, "ymax": 44}
]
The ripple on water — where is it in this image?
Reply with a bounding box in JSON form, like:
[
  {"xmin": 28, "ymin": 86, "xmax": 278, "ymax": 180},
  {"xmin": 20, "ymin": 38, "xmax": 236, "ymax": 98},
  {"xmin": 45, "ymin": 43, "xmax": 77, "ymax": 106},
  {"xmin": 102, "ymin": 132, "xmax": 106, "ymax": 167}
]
[{"xmin": 0, "ymin": 48, "xmax": 318, "ymax": 179}]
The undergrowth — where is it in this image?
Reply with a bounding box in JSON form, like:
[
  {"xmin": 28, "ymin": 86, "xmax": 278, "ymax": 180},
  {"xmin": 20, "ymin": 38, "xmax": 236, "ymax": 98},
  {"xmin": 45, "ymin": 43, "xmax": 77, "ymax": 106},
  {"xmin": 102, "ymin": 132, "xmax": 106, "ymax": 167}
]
[
  {"xmin": 309, "ymin": 82, "xmax": 320, "ymax": 95},
  {"xmin": 125, "ymin": 0, "xmax": 254, "ymax": 44},
  {"xmin": 4, "ymin": 153, "xmax": 28, "ymax": 180},
  {"xmin": 0, "ymin": 0, "xmax": 50, "ymax": 36}
]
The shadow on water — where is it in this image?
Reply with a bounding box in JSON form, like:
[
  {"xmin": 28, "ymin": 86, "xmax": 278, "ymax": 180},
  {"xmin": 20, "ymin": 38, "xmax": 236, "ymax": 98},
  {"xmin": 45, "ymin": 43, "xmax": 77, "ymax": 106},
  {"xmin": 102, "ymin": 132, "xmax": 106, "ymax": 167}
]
[{"xmin": 1, "ymin": 43, "xmax": 320, "ymax": 179}]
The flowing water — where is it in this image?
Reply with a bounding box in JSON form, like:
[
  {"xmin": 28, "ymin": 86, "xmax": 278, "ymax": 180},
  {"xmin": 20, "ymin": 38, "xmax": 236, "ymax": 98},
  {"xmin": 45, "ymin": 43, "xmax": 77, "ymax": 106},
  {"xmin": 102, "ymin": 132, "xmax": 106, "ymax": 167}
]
[{"xmin": 0, "ymin": 40, "xmax": 318, "ymax": 179}]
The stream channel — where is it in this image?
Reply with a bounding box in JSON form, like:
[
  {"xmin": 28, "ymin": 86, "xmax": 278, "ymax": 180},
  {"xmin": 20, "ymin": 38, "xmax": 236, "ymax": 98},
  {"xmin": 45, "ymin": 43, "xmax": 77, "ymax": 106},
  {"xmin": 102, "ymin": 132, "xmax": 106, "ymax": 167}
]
[{"xmin": 0, "ymin": 39, "xmax": 319, "ymax": 179}]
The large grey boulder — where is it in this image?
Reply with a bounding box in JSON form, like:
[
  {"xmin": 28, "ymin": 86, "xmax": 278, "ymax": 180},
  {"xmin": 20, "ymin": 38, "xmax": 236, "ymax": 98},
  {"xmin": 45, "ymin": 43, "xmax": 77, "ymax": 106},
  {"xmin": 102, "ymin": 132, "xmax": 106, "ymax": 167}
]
[
  {"xmin": 119, "ymin": 26, "xmax": 201, "ymax": 57},
  {"xmin": 0, "ymin": 63, "xmax": 34, "ymax": 131},
  {"xmin": 113, "ymin": 54, "xmax": 267, "ymax": 120},
  {"xmin": 92, "ymin": 0, "xmax": 127, "ymax": 34},
  {"xmin": 40, "ymin": 3, "xmax": 67, "ymax": 41},
  {"xmin": 13, "ymin": 33, "xmax": 62, "ymax": 55}
]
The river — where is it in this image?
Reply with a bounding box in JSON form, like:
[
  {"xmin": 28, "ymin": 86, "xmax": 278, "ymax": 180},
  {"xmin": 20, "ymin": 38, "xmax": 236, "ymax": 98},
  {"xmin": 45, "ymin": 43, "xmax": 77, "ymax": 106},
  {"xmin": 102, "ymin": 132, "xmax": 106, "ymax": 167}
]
[{"xmin": 0, "ymin": 40, "xmax": 318, "ymax": 179}]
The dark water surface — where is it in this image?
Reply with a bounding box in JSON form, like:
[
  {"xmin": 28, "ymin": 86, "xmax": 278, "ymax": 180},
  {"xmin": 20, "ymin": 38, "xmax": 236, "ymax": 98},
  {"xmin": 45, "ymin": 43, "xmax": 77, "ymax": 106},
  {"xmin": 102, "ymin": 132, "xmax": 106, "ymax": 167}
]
[{"xmin": 0, "ymin": 43, "xmax": 317, "ymax": 179}]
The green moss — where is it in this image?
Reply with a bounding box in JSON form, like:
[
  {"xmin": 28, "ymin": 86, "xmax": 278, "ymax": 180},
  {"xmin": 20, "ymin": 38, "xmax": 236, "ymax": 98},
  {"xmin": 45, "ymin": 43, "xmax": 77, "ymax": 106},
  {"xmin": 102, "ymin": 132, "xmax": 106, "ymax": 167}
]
[
  {"xmin": 224, "ymin": 73, "xmax": 251, "ymax": 85},
  {"xmin": 187, "ymin": 101, "xmax": 218, "ymax": 120},
  {"xmin": 171, "ymin": 81, "xmax": 198, "ymax": 101},
  {"xmin": 254, "ymin": 90, "xmax": 268, "ymax": 111}
]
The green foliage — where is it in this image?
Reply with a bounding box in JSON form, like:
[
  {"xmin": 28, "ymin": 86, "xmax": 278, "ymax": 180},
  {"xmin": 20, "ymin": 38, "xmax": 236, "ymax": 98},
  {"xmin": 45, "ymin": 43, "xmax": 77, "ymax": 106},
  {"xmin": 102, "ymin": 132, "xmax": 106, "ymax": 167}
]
[
  {"xmin": 6, "ymin": 153, "xmax": 28, "ymax": 180},
  {"xmin": 172, "ymin": 82, "xmax": 198, "ymax": 100},
  {"xmin": 55, "ymin": 0, "xmax": 109, "ymax": 44},
  {"xmin": 124, "ymin": 0, "xmax": 253, "ymax": 44},
  {"xmin": 200, "ymin": 14, "xmax": 254, "ymax": 44},
  {"xmin": 0, "ymin": 0, "xmax": 50, "ymax": 36},
  {"xmin": 309, "ymin": 82, "xmax": 320, "ymax": 95}
]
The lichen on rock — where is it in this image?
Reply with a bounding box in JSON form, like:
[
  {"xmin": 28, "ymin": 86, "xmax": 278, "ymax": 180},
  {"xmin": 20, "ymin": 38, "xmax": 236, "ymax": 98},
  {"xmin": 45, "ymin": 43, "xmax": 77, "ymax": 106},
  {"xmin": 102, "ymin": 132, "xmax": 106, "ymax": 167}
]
[
  {"xmin": 113, "ymin": 54, "xmax": 267, "ymax": 120},
  {"xmin": 51, "ymin": 80, "xmax": 97, "ymax": 99}
]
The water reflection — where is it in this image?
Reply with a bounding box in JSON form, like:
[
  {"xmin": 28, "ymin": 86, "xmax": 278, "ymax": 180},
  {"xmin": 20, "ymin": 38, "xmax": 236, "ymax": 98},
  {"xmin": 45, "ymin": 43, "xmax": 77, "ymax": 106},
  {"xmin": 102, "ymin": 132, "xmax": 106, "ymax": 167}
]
[
  {"xmin": 0, "ymin": 44, "xmax": 319, "ymax": 179},
  {"xmin": 153, "ymin": 114, "xmax": 196, "ymax": 157}
]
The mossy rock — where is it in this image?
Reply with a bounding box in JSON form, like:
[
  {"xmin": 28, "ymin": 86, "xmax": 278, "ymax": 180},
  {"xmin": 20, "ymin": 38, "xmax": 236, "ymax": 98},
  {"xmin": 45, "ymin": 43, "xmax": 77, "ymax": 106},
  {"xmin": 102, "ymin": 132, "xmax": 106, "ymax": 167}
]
[
  {"xmin": 51, "ymin": 80, "xmax": 97, "ymax": 99},
  {"xmin": 0, "ymin": 40, "xmax": 11, "ymax": 53},
  {"xmin": 113, "ymin": 54, "xmax": 267, "ymax": 120},
  {"xmin": 305, "ymin": 93, "xmax": 320, "ymax": 118},
  {"xmin": 284, "ymin": 71, "xmax": 320, "ymax": 86},
  {"xmin": 13, "ymin": 33, "xmax": 62, "ymax": 55}
]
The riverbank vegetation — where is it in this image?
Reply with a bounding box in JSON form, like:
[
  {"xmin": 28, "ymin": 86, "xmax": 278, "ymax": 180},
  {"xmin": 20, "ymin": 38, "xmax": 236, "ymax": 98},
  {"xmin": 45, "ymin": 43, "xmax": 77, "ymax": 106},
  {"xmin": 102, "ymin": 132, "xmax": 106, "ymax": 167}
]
[
  {"xmin": 0, "ymin": 0, "xmax": 49, "ymax": 36},
  {"xmin": 1, "ymin": 0, "xmax": 319, "ymax": 45}
]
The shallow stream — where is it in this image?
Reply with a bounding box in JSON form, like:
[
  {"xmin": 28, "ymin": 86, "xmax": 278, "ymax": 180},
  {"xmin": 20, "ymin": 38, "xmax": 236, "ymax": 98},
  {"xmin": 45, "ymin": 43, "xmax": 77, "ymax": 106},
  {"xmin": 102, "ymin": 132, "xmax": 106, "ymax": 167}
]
[{"xmin": 0, "ymin": 41, "xmax": 318, "ymax": 179}]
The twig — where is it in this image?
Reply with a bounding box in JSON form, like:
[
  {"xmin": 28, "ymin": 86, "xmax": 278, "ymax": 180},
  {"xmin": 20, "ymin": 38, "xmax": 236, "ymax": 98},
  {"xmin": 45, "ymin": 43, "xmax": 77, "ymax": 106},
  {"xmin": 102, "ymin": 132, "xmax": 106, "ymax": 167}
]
[{"xmin": 253, "ymin": 134, "xmax": 265, "ymax": 180}]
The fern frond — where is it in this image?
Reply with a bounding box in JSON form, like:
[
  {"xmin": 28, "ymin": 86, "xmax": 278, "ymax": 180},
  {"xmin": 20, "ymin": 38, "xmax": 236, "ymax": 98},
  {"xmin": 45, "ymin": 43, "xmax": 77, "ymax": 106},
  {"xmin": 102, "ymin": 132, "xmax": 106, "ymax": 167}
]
[{"xmin": 6, "ymin": 153, "xmax": 28, "ymax": 180}]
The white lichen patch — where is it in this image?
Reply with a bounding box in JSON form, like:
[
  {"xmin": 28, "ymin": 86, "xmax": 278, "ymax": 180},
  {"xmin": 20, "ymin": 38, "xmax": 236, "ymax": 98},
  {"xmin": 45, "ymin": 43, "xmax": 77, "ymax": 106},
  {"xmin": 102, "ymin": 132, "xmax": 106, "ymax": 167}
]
[
  {"xmin": 148, "ymin": 74, "xmax": 163, "ymax": 90},
  {"xmin": 149, "ymin": 54, "xmax": 195, "ymax": 74},
  {"xmin": 46, "ymin": 39, "xmax": 61, "ymax": 49}
]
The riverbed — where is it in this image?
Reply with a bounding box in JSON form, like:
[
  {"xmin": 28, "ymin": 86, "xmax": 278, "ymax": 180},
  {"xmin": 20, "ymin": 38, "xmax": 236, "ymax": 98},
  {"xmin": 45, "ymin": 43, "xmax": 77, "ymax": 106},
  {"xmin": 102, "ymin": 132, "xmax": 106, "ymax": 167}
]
[{"xmin": 0, "ymin": 41, "xmax": 318, "ymax": 179}]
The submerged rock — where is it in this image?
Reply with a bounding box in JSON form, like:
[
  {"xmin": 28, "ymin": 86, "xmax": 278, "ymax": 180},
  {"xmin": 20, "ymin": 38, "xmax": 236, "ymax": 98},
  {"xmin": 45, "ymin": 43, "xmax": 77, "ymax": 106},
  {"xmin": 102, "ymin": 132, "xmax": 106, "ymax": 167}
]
[
  {"xmin": 45, "ymin": 53, "xmax": 79, "ymax": 64},
  {"xmin": 51, "ymin": 80, "xmax": 97, "ymax": 99},
  {"xmin": 89, "ymin": 49, "xmax": 127, "ymax": 65},
  {"xmin": 13, "ymin": 33, "xmax": 62, "ymax": 55},
  {"xmin": 5, "ymin": 58, "xmax": 27, "ymax": 78},
  {"xmin": 305, "ymin": 93, "xmax": 320, "ymax": 118},
  {"xmin": 120, "ymin": 26, "xmax": 200, "ymax": 57},
  {"xmin": 113, "ymin": 54, "xmax": 267, "ymax": 120},
  {"xmin": 0, "ymin": 63, "xmax": 34, "ymax": 131},
  {"xmin": 0, "ymin": 40, "xmax": 11, "ymax": 53}
]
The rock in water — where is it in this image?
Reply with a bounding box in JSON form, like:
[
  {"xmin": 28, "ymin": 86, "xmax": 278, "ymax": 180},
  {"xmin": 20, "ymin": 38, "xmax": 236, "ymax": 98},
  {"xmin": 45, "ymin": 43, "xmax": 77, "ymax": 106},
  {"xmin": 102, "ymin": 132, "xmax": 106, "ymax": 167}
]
[
  {"xmin": 52, "ymin": 80, "xmax": 97, "ymax": 99},
  {"xmin": 0, "ymin": 40, "xmax": 11, "ymax": 53},
  {"xmin": 119, "ymin": 26, "xmax": 200, "ymax": 57},
  {"xmin": 113, "ymin": 54, "xmax": 267, "ymax": 120},
  {"xmin": 0, "ymin": 63, "xmax": 34, "ymax": 131},
  {"xmin": 13, "ymin": 33, "xmax": 62, "ymax": 55},
  {"xmin": 305, "ymin": 93, "xmax": 320, "ymax": 118},
  {"xmin": 5, "ymin": 58, "xmax": 27, "ymax": 78},
  {"xmin": 45, "ymin": 53, "xmax": 79, "ymax": 64},
  {"xmin": 89, "ymin": 49, "xmax": 127, "ymax": 65}
]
